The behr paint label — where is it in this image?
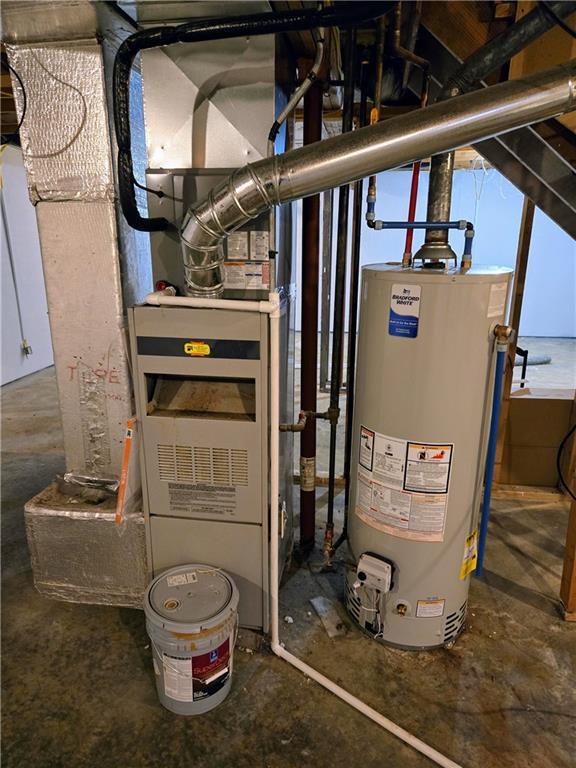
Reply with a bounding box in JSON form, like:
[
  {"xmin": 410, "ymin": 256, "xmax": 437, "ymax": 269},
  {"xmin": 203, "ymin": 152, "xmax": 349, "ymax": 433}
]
[{"xmin": 389, "ymin": 284, "xmax": 421, "ymax": 338}]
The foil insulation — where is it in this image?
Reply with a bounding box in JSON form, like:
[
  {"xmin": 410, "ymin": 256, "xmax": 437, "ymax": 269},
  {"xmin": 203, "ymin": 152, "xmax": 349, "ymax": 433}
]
[
  {"xmin": 6, "ymin": 42, "xmax": 114, "ymax": 202},
  {"xmin": 35, "ymin": 201, "xmax": 133, "ymax": 477},
  {"xmin": 25, "ymin": 483, "xmax": 147, "ymax": 609}
]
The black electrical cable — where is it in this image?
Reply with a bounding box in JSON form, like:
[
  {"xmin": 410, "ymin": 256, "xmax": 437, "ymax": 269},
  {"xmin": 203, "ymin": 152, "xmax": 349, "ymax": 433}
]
[
  {"xmin": 540, "ymin": 1, "xmax": 576, "ymax": 39},
  {"xmin": 557, "ymin": 423, "xmax": 576, "ymax": 502},
  {"xmin": 1, "ymin": 60, "xmax": 27, "ymax": 143},
  {"xmin": 132, "ymin": 175, "xmax": 183, "ymax": 203},
  {"xmin": 113, "ymin": 2, "xmax": 392, "ymax": 232}
]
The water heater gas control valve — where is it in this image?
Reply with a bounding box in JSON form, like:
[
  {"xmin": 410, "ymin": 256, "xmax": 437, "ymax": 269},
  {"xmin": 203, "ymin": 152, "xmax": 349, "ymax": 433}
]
[{"xmin": 355, "ymin": 553, "xmax": 394, "ymax": 593}]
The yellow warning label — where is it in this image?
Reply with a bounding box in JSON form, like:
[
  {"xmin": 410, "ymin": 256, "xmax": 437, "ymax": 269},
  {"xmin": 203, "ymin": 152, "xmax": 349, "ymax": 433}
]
[
  {"xmin": 459, "ymin": 530, "xmax": 478, "ymax": 580},
  {"xmin": 184, "ymin": 341, "xmax": 211, "ymax": 357}
]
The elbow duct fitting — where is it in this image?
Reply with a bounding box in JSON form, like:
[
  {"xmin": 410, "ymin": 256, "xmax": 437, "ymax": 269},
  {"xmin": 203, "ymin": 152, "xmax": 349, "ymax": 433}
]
[{"xmin": 180, "ymin": 61, "xmax": 576, "ymax": 294}]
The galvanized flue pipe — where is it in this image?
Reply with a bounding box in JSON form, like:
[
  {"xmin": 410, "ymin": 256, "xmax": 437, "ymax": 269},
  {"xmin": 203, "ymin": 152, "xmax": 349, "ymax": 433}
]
[{"xmin": 181, "ymin": 60, "xmax": 576, "ymax": 289}]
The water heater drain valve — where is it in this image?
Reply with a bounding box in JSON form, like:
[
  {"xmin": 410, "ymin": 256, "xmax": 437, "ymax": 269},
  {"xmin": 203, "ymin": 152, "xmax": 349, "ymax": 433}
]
[{"xmin": 354, "ymin": 553, "xmax": 394, "ymax": 593}]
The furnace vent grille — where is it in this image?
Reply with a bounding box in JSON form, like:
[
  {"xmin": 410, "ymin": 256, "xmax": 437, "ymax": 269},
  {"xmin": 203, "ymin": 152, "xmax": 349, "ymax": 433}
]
[{"xmin": 157, "ymin": 444, "xmax": 249, "ymax": 486}]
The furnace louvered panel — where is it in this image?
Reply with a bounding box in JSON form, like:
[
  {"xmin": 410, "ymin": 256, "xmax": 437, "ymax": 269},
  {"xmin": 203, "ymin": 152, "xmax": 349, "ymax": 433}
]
[{"xmin": 157, "ymin": 444, "xmax": 248, "ymax": 487}]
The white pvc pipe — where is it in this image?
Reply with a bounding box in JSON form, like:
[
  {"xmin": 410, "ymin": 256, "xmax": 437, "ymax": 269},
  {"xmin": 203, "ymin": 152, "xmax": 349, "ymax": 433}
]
[
  {"xmin": 144, "ymin": 288, "xmax": 463, "ymax": 768},
  {"xmin": 144, "ymin": 289, "xmax": 277, "ymax": 315}
]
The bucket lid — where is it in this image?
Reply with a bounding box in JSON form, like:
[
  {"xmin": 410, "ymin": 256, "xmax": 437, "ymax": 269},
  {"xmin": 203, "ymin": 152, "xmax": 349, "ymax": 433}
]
[{"xmin": 145, "ymin": 564, "xmax": 238, "ymax": 631}]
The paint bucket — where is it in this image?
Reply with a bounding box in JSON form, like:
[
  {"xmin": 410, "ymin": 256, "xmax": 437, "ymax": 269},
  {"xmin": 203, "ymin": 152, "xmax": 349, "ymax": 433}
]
[{"xmin": 144, "ymin": 564, "xmax": 239, "ymax": 715}]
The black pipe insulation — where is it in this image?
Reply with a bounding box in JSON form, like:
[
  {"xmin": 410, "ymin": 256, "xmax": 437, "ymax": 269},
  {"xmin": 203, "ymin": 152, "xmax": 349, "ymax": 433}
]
[
  {"xmin": 440, "ymin": 0, "xmax": 576, "ymax": 100},
  {"xmin": 112, "ymin": 3, "xmax": 392, "ymax": 232},
  {"xmin": 325, "ymin": 27, "xmax": 357, "ymax": 563}
]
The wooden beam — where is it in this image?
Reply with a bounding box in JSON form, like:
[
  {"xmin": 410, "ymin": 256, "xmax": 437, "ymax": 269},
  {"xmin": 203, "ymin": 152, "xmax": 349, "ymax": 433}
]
[
  {"xmin": 560, "ymin": 398, "xmax": 576, "ymax": 620},
  {"xmin": 494, "ymin": 196, "xmax": 535, "ymax": 483},
  {"xmin": 509, "ymin": 1, "xmax": 576, "ymax": 132}
]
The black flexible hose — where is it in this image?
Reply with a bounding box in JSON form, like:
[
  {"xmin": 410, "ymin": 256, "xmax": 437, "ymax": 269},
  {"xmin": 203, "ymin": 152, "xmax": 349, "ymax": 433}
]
[
  {"xmin": 557, "ymin": 423, "xmax": 576, "ymax": 502},
  {"xmin": 112, "ymin": 3, "xmax": 392, "ymax": 232}
]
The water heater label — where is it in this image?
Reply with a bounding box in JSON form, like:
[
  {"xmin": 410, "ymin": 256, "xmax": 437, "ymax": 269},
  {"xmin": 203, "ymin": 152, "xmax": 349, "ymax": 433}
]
[
  {"xmin": 389, "ymin": 284, "xmax": 421, "ymax": 338},
  {"xmin": 355, "ymin": 426, "xmax": 454, "ymax": 542},
  {"xmin": 487, "ymin": 282, "xmax": 507, "ymax": 318}
]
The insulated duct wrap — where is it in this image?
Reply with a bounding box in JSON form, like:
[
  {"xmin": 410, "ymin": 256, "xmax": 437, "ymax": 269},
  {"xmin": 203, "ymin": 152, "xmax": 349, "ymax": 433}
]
[
  {"xmin": 35, "ymin": 201, "xmax": 133, "ymax": 477},
  {"xmin": 6, "ymin": 43, "xmax": 114, "ymax": 202},
  {"xmin": 25, "ymin": 483, "xmax": 147, "ymax": 609}
]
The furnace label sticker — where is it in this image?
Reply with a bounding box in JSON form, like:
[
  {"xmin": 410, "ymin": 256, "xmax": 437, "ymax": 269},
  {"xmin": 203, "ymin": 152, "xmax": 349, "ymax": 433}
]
[
  {"xmin": 355, "ymin": 427, "xmax": 453, "ymax": 542},
  {"xmin": 487, "ymin": 282, "xmax": 507, "ymax": 318},
  {"xmin": 250, "ymin": 231, "xmax": 270, "ymax": 260},
  {"xmin": 388, "ymin": 283, "xmax": 421, "ymax": 338},
  {"xmin": 404, "ymin": 442, "xmax": 453, "ymax": 494},
  {"xmin": 359, "ymin": 426, "xmax": 375, "ymax": 471},
  {"xmin": 227, "ymin": 232, "xmax": 249, "ymax": 260},
  {"xmin": 168, "ymin": 483, "xmax": 237, "ymax": 518}
]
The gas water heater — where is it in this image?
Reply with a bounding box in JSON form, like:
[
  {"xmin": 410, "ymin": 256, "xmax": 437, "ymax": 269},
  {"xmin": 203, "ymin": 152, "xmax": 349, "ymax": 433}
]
[{"xmin": 346, "ymin": 264, "xmax": 512, "ymax": 649}]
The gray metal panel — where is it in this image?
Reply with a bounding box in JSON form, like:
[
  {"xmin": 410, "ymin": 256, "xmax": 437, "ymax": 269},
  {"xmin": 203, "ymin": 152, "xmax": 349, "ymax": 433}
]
[
  {"xmin": 348, "ymin": 265, "xmax": 512, "ymax": 649},
  {"xmin": 141, "ymin": 33, "xmax": 276, "ymax": 169},
  {"xmin": 149, "ymin": 516, "xmax": 264, "ymax": 629},
  {"xmin": 129, "ymin": 303, "xmax": 278, "ymax": 631},
  {"xmin": 132, "ymin": 306, "xmax": 266, "ymax": 526}
]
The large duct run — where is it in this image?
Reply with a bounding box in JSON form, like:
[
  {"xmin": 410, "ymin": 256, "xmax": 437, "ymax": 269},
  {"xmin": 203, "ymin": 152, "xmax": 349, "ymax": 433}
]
[{"xmin": 180, "ymin": 60, "xmax": 576, "ymax": 292}]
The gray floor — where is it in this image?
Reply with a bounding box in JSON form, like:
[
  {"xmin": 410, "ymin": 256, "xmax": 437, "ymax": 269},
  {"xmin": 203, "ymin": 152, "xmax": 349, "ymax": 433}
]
[
  {"xmin": 513, "ymin": 337, "xmax": 576, "ymax": 390},
  {"xmin": 2, "ymin": 368, "xmax": 575, "ymax": 768}
]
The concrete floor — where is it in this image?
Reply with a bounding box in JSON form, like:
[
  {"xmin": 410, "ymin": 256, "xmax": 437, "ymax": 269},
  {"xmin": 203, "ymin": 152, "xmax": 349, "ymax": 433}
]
[{"xmin": 2, "ymin": 368, "xmax": 575, "ymax": 768}]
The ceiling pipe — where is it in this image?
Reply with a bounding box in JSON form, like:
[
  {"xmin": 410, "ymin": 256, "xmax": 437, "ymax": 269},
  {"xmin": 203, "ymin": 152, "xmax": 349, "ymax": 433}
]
[
  {"xmin": 181, "ymin": 60, "xmax": 576, "ymax": 291},
  {"xmin": 417, "ymin": 0, "xmax": 576, "ymax": 263}
]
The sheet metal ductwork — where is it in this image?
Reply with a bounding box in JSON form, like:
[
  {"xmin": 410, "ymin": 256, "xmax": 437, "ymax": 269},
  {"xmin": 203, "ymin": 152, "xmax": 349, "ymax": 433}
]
[{"xmin": 180, "ymin": 61, "xmax": 576, "ymax": 295}]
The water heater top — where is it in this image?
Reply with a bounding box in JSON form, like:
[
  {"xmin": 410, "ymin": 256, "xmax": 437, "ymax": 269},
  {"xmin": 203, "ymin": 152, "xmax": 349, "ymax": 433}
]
[{"xmin": 363, "ymin": 263, "xmax": 513, "ymax": 285}]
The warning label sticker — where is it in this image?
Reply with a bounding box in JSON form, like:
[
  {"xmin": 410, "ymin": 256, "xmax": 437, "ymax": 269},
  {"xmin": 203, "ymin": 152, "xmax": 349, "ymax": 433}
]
[
  {"xmin": 404, "ymin": 443, "xmax": 453, "ymax": 494},
  {"xmin": 163, "ymin": 653, "xmax": 193, "ymax": 702},
  {"xmin": 459, "ymin": 529, "xmax": 478, "ymax": 579},
  {"xmin": 359, "ymin": 426, "xmax": 375, "ymax": 471},
  {"xmin": 389, "ymin": 283, "xmax": 421, "ymax": 338},
  {"xmin": 168, "ymin": 483, "xmax": 237, "ymax": 518},
  {"xmin": 416, "ymin": 599, "xmax": 445, "ymax": 618},
  {"xmin": 355, "ymin": 427, "xmax": 453, "ymax": 542}
]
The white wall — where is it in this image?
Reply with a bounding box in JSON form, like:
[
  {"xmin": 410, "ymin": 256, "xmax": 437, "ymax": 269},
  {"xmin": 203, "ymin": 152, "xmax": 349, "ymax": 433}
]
[
  {"xmin": 1, "ymin": 146, "xmax": 53, "ymax": 385},
  {"xmin": 294, "ymin": 167, "xmax": 576, "ymax": 338}
]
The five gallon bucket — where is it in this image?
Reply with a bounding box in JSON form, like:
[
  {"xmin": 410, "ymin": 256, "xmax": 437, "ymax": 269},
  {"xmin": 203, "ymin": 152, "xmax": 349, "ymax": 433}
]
[{"xmin": 144, "ymin": 564, "xmax": 239, "ymax": 715}]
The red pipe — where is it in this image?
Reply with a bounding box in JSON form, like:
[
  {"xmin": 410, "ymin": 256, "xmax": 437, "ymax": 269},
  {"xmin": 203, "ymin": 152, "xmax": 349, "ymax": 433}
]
[{"xmin": 403, "ymin": 160, "xmax": 421, "ymax": 262}]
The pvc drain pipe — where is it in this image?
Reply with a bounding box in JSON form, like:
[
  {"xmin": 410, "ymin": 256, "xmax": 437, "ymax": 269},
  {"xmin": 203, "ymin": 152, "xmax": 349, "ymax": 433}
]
[{"xmin": 144, "ymin": 289, "xmax": 462, "ymax": 768}]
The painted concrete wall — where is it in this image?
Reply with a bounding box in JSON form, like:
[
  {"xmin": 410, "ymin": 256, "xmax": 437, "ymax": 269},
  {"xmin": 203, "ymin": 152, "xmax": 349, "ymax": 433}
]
[
  {"xmin": 1, "ymin": 146, "xmax": 53, "ymax": 385},
  {"xmin": 295, "ymin": 167, "xmax": 576, "ymax": 338}
]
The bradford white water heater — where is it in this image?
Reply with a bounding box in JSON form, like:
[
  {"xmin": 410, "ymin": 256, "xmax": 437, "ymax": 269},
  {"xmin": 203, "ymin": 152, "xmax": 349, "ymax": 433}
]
[{"xmin": 346, "ymin": 263, "xmax": 513, "ymax": 649}]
